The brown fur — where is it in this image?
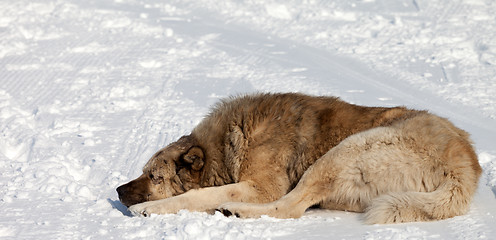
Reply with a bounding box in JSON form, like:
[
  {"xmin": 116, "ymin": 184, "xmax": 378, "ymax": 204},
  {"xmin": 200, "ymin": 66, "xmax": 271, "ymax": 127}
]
[{"xmin": 116, "ymin": 93, "xmax": 481, "ymax": 224}]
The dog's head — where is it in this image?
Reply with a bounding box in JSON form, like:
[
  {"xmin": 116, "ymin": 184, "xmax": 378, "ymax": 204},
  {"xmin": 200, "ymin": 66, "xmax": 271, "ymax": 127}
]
[{"xmin": 116, "ymin": 135, "xmax": 205, "ymax": 207}]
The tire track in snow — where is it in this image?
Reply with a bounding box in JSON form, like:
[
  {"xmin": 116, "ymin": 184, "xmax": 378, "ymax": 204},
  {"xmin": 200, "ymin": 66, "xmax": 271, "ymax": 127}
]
[{"xmin": 203, "ymin": 17, "xmax": 496, "ymax": 142}]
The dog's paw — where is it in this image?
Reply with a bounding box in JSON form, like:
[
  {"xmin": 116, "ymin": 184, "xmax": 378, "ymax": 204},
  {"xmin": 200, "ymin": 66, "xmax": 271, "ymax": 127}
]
[
  {"xmin": 128, "ymin": 202, "xmax": 156, "ymax": 217},
  {"xmin": 217, "ymin": 202, "xmax": 303, "ymax": 219},
  {"xmin": 216, "ymin": 207, "xmax": 240, "ymax": 218},
  {"xmin": 216, "ymin": 202, "xmax": 260, "ymax": 218},
  {"xmin": 128, "ymin": 203, "xmax": 148, "ymax": 217}
]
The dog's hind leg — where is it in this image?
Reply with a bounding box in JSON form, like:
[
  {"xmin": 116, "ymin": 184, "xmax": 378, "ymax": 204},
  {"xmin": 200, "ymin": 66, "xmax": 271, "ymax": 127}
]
[
  {"xmin": 217, "ymin": 140, "xmax": 359, "ymax": 219},
  {"xmin": 363, "ymin": 137, "xmax": 481, "ymax": 224},
  {"xmin": 217, "ymin": 126, "xmax": 412, "ymax": 219}
]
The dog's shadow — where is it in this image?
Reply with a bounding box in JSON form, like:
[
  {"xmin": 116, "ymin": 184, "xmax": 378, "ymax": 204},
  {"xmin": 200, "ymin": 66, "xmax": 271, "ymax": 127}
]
[{"xmin": 108, "ymin": 198, "xmax": 132, "ymax": 216}]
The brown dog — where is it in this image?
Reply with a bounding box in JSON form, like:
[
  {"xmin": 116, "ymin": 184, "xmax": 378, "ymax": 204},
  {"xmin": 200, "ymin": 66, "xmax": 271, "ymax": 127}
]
[{"xmin": 117, "ymin": 93, "xmax": 481, "ymax": 224}]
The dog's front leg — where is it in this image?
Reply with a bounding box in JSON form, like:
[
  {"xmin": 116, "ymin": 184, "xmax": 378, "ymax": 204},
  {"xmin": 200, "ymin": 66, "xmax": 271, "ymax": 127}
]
[{"xmin": 128, "ymin": 181, "xmax": 257, "ymax": 216}]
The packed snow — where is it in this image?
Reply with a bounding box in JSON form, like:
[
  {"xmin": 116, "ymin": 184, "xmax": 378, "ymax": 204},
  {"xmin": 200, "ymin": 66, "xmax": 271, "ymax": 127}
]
[{"xmin": 1, "ymin": 0, "xmax": 495, "ymax": 239}]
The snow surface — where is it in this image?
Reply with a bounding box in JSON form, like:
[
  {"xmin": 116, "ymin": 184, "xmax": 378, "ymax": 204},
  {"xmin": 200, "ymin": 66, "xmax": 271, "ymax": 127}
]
[{"xmin": 1, "ymin": 0, "xmax": 495, "ymax": 239}]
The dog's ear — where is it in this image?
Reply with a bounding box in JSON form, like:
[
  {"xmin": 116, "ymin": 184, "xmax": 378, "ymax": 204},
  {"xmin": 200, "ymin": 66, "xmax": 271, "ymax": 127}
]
[
  {"xmin": 182, "ymin": 146, "xmax": 204, "ymax": 171},
  {"xmin": 157, "ymin": 135, "xmax": 196, "ymax": 162}
]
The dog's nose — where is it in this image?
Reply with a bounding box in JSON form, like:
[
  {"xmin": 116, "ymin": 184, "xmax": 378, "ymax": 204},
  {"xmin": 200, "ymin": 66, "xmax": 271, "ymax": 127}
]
[{"xmin": 116, "ymin": 185, "xmax": 126, "ymax": 198}]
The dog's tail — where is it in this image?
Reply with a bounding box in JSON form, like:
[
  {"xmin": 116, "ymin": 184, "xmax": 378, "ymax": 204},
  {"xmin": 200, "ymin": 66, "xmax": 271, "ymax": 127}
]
[{"xmin": 363, "ymin": 138, "xmax": 482, "ymax": 224}]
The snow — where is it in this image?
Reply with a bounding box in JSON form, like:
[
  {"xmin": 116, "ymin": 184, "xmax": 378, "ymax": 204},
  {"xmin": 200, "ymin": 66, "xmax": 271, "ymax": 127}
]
[{"xmin": 0, "ymin": 0, "xmax": 495, "ymax": 239}]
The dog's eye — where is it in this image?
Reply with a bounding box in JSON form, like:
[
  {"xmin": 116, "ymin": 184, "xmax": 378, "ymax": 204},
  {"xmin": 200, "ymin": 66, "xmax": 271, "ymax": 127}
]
[{"xmin": 149, "ymin": 173, "xmax": 163, "ymax": 184}]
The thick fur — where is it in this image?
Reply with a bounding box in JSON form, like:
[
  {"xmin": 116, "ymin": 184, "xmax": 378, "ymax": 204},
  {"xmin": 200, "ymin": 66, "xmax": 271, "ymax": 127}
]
[{"xmin": 116, "ymin": 93, "xmax": 481, "ymax": 224}]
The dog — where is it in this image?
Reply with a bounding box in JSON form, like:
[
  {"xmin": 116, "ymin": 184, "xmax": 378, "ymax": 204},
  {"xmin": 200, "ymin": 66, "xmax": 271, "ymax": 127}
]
[{"xmin": 117, "ymin": 93, "xmax": 481, "ymax": 224}]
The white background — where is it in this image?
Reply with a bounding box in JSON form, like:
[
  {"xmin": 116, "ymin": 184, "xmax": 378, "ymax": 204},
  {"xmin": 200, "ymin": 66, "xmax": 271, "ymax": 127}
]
[{"xmin": 1, "ymin": 0, "xmax": 495, "ymax": 239}]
